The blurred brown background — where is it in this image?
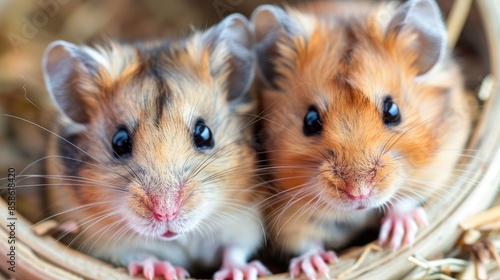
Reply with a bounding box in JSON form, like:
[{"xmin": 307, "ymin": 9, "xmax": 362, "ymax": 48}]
[{"xmin": 0, "ymin": 0, "xmax": 489, "ymax": 223}]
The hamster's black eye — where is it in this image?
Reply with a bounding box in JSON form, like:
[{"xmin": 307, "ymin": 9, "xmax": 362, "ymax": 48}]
[
  {"xmin": 303, "ymin": 106, "xmax": 322, "ymax": 136},
  {"xmin": 112, "ymin": 128, "xmax": 132, "ymax": 158},
  {"xmin": 193, "ymin": 120, "xmax": 214, "ymax": 150},
  {"xmin": 382, "ymin": 97, "xmax": 401, "ymax": 126}
]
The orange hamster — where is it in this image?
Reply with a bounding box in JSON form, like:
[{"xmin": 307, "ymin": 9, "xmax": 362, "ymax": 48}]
[
  {"xmin": 251, "ymin": 0, "xmax": 471, "ymax": 279},
  {"xmin": 43, "ymin": 14, "xmax": 270, "ymax": 280}
]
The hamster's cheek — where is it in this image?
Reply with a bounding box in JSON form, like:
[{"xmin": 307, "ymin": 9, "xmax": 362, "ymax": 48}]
[
  {"xmin": 180, "ymin": 182, "xmax": 207, "ymax": 223},
  {"xmin": 268, "ymin": 143, "xmax": 322, "ymax": 181},
  {"xmin": 179, "ymin": 182, "xmax": 215, "ymax": 227},
  {"xmin": 367, "ymin": 162, "xmax": 402, "ymax": 206},
  {"xmin": 126, "ymin": 183, "xmax": 152, "ymax": 219},
  {"xmin": 77, "ymin": 166, "xmax": 126, "ymax": 199},
  {"xmin": 371, "ymin": 171, "xmax": 407, "ymax": 207},
  {"xmin": 317, "ymin": 168, "xmax": 343, "ymax": 199}
]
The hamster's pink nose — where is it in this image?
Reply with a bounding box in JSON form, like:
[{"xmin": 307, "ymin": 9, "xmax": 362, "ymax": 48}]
[
  {"xmin": 344, "ymin": 186, "xmax": 372, "ymax": 201},
  {"xmin": 345, "ymin": 192, "xmax": 370, "ymax": 201},
  {"xmin": 153, "ymin": 210, "xmax": 178, "ymax": 222},
  {"xmin": 342, "ymin": 180, "xmax": 373, "ymax": 201}
]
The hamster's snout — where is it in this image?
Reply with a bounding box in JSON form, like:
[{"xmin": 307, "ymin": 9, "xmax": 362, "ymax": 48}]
[
  {"xmin": 153, "ymin": 210, "xmax": 179, "ymax": 222},
  {"xmin": 325, "ymin": 175, "xmax": 375, "ymax": 202},
  {"xmin": 336, "ymin": 162, "xmax": 379, "ymax": 201},
  {"xmin": 149, "ymin": 190, "xmax": 183, "ymax": 222},
  {"xmin": 342, "ymin": 183, "xmax": 373, "ymax": 201},
  {"xmin": 127, "ymin": 182, "xmax": 187, "ymax": 223},
  {"xmin": 151, "ymin": 199, "xmax": 180, "ymax": 222},
  {"xmin": 320, "ymin": 150, "xmax": 395, "ymax": 207}
]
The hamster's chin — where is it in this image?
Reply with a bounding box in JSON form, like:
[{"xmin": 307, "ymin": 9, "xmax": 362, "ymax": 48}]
[
  {"xmin": 124, "ymin": 211, "xmax": 196, "ymax": 239},
  {"xmin": 342, "ymin": 189, "xmax": 398, "ymax": 211},
  {"xmin": 320, "ymin": 184, "xmax": 396, "ymax": 212},
  {"xmin": 318, "ymin": 190, "xmax": 376, "ymax": 212},
  {"xmin": 334, "ymin": 198, "xmax": 381, "ymax": 212}
]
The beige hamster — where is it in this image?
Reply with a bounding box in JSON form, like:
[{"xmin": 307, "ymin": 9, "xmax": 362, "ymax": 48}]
[
  {"xmin": 43, "ymin": 14, "xmax": 270, "ymax": 280},
  {"xmin": 251, "ymin": 0, "xmax": 471, "ymax": 279}
]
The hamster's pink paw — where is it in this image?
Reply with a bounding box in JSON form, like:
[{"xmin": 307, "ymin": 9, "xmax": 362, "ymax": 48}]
[
  {"xmin": 289, "ymin": 250, "xmax": 337, "ymax": 280},
  {"xmin": 213, "ymin": 260, "xmax": 271, "ymax": 280},
  {"xmin": 128, "ymin": 257, "xmax": 189, "ymax": 280},
  {"xmin": 378, "ymin": 206, "xmax": 428, "ymax": 249},
  {"xmin": 56, "ymin": 220, "xmax": 80, "ymax": 234}
]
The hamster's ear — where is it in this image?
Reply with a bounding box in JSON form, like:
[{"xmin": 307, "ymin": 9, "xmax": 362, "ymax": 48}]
[
  {"xmin": 386, "ymin": 0, "xmax": 447, "ymax": 76},
  {"xmin": 42, "ymin": 40, "xmax": 101, "ymax": 124},
  {"xmin": 203, "ymin": 14, "xmax": 255, "ymax": 108},
  {"xmin": 251, "ymin": 5, "xmax": 299, "ymax": 87}
]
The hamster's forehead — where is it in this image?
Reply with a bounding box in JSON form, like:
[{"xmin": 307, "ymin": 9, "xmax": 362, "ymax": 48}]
[
  {"xmin": 273, "ymin": 5, "xmax": 417, "ymax": 109},
  {"xmin": 91, "ymin": 37, "xmax": 227, "ymax": 129}
]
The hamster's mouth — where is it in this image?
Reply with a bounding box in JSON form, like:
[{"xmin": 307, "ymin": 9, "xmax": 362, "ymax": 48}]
[
  {"xmin": 325, "ymin": 188, "xmax": 376, "ymax": 210},
  {"xmin": 160, "ymin": 230, "xmax": 178, "ymax": 239},
  {"xmin": 348, "ymin": 201, "xmax": 373, "ymax": 211}
]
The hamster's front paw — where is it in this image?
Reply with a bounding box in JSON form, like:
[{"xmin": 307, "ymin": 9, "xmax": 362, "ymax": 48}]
[
  {"xmin": 213, "ymin": 260, "xmax": 271, "ymax": 280},
  {"xmin": 128, "ymin": 256, "xmax": 190, "ymax": 280},
  {"xmin": 378, "ymin": 206, "xmax": 428, "ymax": 249},
  {"xmin": 289, "ymin": 250, "xmax": 337, "ymax": 280}
]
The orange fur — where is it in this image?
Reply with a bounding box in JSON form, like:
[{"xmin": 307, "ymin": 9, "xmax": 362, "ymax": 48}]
[{"xmin": 256, "ymin": 1, "xmax": 471, "ymax": 254}]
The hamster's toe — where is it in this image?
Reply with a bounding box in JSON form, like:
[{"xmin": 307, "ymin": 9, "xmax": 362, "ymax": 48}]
[
  {"xmin": 378, "ymin": 206, "xmax": 429, "ymax": 249},
  {"xmin": 289, "ymin": 250, "xmax": 337, "ymax": 280},
  {"xmin": 128, "ymin": 257, "xmax": 189, "ymax": 280},
  {"xmin": 55, "ymin": 220, "xmax": 80, "ymax": 234},
  {"xmin": 213, "ymin": 260, "xmax": 271, "ymax": 280}
]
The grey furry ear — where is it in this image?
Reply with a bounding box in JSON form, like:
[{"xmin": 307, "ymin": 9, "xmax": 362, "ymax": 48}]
[
  {"xmin": 42, "ymin": 40, "xmax": 101, "ymax": 124},
  {"xmin": 251, "ymin": 5, "xmax": 299, "ymax": 87},
  {"xmin": 203, "ymin": 14, "xmax": 255, "ymax": 107},
  {"xmin": 387, "ymin": 0, "xmax": 447, "ymax": 76}
]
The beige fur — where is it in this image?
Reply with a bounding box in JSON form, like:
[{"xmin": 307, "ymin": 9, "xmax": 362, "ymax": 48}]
[{"xmin": 44, "ymin": 19, "xmax": 264, "ymax": 275}]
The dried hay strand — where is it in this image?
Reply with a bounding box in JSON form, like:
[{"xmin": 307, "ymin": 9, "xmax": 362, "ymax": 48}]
[{"xmin": 405, "ymin": 202, "xmax": 500, "ymax": 280}]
